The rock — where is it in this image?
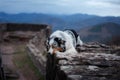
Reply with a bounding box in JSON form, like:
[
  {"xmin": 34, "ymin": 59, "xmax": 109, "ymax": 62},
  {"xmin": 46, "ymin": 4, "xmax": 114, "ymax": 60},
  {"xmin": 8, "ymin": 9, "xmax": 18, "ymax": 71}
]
[
  {"xmin": 111, "ymin": 48, "xmax": 120, "ymax": 56},
  {"xmin": 46, "ymin": 42, "xmax": 120, "ymax": 80},
  {"xmin": 26, "ymin": 26, "xmax": 51, "ymax": 77},
  {"xmin": 3, "ymin": 65, "xmax": 19, "ymax": 79}
]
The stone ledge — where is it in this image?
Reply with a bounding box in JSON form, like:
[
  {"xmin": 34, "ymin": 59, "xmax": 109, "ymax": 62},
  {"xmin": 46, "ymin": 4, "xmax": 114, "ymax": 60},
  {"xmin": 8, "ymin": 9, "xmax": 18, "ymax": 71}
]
[{"xmin": 46, "ymin": 43, "xmax": 120, "ymax": 80}]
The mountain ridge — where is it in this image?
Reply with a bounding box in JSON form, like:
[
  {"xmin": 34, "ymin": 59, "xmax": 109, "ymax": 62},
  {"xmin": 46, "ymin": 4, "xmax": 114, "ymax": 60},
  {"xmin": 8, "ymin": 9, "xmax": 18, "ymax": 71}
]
[
  {"xmin": 0, "ymin": 12, "xmax": 120, "ymax": 31},
  {"xmin": 78, "ymin": 22, "xmax": 120, "ymax": 43}
]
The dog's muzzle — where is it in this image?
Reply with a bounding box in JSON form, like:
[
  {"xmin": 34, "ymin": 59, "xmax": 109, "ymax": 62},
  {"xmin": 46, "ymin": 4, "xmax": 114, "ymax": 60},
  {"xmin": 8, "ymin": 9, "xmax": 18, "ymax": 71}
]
[{"xmin": 48, "ymin": 46, "xmax": 66, "ymax": 54}]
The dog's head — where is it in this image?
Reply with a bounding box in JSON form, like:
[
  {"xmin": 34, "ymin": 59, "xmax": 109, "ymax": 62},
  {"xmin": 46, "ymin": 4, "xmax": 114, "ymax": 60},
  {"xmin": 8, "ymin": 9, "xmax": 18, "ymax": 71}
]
[{"xmin": 46, "ymin": 37, "xmax": 66, "ymax": 54}]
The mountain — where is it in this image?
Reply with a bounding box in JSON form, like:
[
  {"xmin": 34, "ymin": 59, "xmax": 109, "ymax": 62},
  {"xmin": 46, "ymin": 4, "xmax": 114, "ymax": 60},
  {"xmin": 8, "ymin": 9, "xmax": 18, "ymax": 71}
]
[
  {"xmin": 0, "ymin": 12, "xmax": 66, "ymax": 30},
  {"xmin": 78, "ymin": 22, "xmax": 120, "ymax": 44},
  {"xmin": 0, "ymin": 12, "xmax": 120, "ymax": 31}
]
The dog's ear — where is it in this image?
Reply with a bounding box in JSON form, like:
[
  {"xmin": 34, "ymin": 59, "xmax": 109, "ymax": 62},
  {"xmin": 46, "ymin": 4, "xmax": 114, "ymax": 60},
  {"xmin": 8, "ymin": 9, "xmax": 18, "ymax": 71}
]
[
  {"xmin": 54, "ymin": 37, "xmax": 65, "ymax": 44},
  {"xmin": 54, "ymin": 37, "xmax": 61, "ymax": 42}
]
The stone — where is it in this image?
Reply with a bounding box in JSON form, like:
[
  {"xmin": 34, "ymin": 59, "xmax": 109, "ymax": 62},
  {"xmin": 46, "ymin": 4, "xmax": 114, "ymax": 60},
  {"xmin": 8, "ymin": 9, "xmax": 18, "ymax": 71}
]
[{"xmin": 46, "ymin": 42, "xmax": 120, "ymax": 80}]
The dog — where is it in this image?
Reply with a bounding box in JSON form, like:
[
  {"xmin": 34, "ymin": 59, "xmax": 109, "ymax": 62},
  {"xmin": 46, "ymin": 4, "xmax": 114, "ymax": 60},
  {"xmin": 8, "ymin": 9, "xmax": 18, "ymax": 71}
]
[{"xmin": 46, "ymin": 29, "xmax": 83, "ymax": 60}]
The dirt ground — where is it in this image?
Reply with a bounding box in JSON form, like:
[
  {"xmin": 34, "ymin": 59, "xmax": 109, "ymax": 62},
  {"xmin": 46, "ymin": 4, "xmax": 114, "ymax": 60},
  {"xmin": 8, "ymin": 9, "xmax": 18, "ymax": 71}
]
[{"xmin": 0, "ymin": 42, "xmax": 42, "ymax": 80}]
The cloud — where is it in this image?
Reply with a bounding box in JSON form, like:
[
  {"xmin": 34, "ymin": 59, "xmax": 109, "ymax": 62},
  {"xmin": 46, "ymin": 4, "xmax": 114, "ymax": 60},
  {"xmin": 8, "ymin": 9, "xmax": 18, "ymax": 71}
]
[
  {"xmin": 84, "ymin": 0, "xmax": 120, "ymax": 16},
  {"xmin": 0, "ymin": 0, "xmax": 120, "ymax": 16},
  {"xmin": 101, "ymin": 0, "xmax": 120, "ymax": 5}
]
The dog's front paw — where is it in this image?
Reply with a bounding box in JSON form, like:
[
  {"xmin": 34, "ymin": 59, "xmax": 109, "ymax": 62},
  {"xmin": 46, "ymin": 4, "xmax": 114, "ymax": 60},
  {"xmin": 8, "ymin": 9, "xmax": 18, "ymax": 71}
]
[
  {"xmin": 56, "ymin": 52, "xmax": 65, "ymax": 58},
  {"xmin": 56, "ymin": 52, "xmax": 74, "ymax": 61}
]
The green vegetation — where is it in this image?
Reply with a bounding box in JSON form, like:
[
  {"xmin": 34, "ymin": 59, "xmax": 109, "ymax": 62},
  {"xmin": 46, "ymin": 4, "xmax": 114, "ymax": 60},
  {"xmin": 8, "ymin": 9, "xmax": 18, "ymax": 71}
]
[
  {"xmin": 13, "ymin": 44, "xmax": 44, "ymax": 80},
  {"xmin": 83, "ymin": 34, "xmax": 101, "ymax": 42},
  {"xmin": 89, "ymin": 25, "xmax": 102, "ymax": 32},
  {"xmin": 89, "ymin": 22, "xmax": 120, "ymax": 33}
]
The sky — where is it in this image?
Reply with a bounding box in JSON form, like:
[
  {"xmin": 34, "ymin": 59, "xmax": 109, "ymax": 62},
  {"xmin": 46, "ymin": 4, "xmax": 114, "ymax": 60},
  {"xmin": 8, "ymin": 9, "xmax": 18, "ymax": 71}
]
[{"xmin": 0, "ymin": 0, "xmax": 120, "ymax": 16}]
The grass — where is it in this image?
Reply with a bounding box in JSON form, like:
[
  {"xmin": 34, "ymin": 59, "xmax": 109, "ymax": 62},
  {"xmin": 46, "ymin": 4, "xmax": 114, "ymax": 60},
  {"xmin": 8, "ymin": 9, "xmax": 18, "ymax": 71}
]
[{"xmin": 13, "ymin": 44, "xmax": 44, "ymax": 80}]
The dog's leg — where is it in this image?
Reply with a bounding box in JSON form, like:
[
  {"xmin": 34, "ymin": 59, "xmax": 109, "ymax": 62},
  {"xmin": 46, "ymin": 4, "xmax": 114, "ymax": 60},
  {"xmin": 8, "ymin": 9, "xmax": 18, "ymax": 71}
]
[
  {"xmin": 55, "ymin": 49, "xmax": 77, "ymax": 61},
  {"xmin": 56, "ymin": 52, "xmax": 74, "ymax": 61}
]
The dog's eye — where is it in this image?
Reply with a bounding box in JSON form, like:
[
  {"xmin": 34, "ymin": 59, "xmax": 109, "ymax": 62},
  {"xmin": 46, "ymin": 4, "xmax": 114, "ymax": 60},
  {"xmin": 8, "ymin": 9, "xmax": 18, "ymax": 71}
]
[{"xmin": 52, "ymin": 42, "xmax": 58, "ymax": 48}]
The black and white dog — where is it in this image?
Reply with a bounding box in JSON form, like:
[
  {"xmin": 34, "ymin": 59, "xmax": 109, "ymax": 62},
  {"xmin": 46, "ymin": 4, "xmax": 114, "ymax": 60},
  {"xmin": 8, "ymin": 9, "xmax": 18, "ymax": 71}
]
[{"xmin": 46, "ymin": 29, "xmax": 83, "ymax": 59}]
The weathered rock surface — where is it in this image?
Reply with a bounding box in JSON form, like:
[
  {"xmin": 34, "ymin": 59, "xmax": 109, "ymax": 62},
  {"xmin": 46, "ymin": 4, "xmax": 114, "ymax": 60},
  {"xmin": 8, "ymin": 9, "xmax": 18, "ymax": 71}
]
[
  {"xmin": 0, "ymin": 23, "xmax": 51, "ymax": 80},
  {"xmin": 46, "ymin": 43, "xmax": 120, "ymax": 80},
  {"xmin": 0, "ymin": 23, "xmax": 50, "ymax": 42},
  {"xmin": 27, "ymin": 26, "xmax": 51, "ymax": 76}
]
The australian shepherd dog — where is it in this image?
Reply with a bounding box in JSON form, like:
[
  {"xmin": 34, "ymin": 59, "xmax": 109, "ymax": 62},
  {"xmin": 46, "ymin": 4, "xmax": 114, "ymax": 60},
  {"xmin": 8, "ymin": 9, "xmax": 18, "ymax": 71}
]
[{"xmin": 46, "ymin": 29, "xmax": 83, "ymax": 60}]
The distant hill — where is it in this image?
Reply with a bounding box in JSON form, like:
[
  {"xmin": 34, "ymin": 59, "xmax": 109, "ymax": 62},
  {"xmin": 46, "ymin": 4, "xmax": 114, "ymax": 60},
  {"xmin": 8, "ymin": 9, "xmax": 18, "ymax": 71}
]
[
  {"xmin": 0, "ymin": 12, "xmax": 120, "ymax": 31},
  {"xmin": 78, "ymin": 22, "xmax": 120, "ymax": 43}
]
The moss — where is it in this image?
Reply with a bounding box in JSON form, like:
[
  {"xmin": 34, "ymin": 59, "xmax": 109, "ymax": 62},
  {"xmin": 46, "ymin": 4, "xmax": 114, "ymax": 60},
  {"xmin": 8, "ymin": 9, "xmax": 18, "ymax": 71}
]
[{"xmin": 13, "ymin": 45, "xmax": 44, "ymax": 80}]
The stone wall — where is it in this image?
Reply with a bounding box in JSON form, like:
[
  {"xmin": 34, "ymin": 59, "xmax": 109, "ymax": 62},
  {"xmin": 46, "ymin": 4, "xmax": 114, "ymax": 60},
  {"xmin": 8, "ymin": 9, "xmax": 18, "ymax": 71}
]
[
  {"xmin": 26, "ymin": 26, "xmax": 51, "ymax": 76},
  {"xmin": 46, "ymin": 43, "xmax": 120, "ymax": 80},
  {"xmin": 27, "ymin": 30, "xmax": 120, "ymax": 80},
  {"xmin": 0, "ymin": 23, "xmax": 51, "ymax": 80},
  {"xmin": 0, "ymin": 23, "xmax": 48, "ymax": 31},
  {"xmin": 0, "ymin": 23, "xmax": 50, "ymax": 42}
]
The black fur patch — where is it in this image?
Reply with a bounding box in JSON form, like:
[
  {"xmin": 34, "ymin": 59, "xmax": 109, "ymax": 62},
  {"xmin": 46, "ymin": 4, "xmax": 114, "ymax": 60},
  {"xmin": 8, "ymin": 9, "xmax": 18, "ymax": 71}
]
[
  {"xmin": 54, "ymin": 37, "xmax": 66, "ymax": 52},
  {"xmin": 64, "ymin": 29, "xmax": 78, "ymax": 42}
]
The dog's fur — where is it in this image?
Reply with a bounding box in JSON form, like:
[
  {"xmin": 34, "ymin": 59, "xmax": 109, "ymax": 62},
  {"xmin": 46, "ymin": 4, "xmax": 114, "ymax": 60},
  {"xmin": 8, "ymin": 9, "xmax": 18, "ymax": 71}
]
[{"xmin": 46, "ymin": 29, "xmax": 83, "ymax": 59}]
